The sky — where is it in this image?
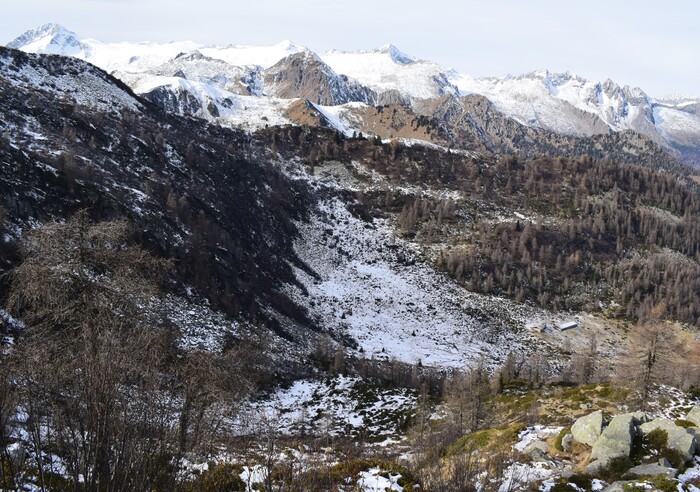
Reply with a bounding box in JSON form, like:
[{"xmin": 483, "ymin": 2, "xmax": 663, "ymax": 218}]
[{"xmin": 1, "ymin": 0, "xmax": 698, "ymax": 97}]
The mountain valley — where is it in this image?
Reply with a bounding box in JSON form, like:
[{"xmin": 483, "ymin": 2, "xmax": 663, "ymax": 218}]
[{"xmin": 0, "ymin": 23, "xmax": 699, "ymax": 491}]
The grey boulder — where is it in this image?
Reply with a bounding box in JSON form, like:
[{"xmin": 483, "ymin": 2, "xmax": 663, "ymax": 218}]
[
  {"xmin": 587, "ymin": 413, "xmax": 636, "ymax": 473},
  {"xmin": 639, "ymin": 417, "xmax": 696, "ymax": 462},
  {"xmin": 687, "ymin": 404, "xmax": 700, "ymax": 427},
  {"xmin": 623, "ymin": 462, "xmax": 679, "ymax": 478},
  {"xmin": 571, "ymin": 410, "xmax": 603, "ymax": 447}
]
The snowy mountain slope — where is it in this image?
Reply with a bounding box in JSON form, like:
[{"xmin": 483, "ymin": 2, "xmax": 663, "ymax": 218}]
[
  {"xmin": 141, "ymin": 51, "xmax": 263, "ymax": 96},
  {"xmin": 452, "ymin": 70, "xmax": 700, "ymax": 164},
  {"xmin": 198, "ymin": 39, "xmax": 305, "ymax": 69},
  {"xmin": 8, "ymin": 23, "xmax": 84, "ymax": 56},
  {"xmin": 0, "ymin": 46, "xmax": 142, "ymax": 114},
  {"xmin": 7, "ymin": 23, "xmax": 303, "ymax": 74},
  {"xmin": 8, "ymin": 23, "xmax": 201, "ymax": 73},
  {"xmin": 285, "ymin": 197, "xmax": 541, "ymax": 369},
  {"xmin": 320, "ymin": 45, "xmax": 458, "ymax": 101},
  {"xmin": 119, "ymin": 72, "xmax": 293, "ymax": 130}
]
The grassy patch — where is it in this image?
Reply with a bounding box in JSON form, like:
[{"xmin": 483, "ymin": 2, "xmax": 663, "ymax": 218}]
[
  {"xmin": 674, "ymin": 419, "xmax": 696, "ymax": 428},
  {"xmin": 448, "ymin": 422, "xmax": 526, "ymax": 456}
]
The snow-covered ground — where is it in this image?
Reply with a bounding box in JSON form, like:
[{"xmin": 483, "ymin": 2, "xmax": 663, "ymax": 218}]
[
  {"xmin": 285, "ymin": 194, "xmax": 545, "ymax": 370},
  {"xmin": 320, "ymin": 44, "xmax": 457, "ymax": 100},
  {"xmin": 120, "ymin": 72, "xmax": 293, "ymax": 130},
  {"xmin": 244, "ymin": 375, "xmax": 416, "ymax": 439}
]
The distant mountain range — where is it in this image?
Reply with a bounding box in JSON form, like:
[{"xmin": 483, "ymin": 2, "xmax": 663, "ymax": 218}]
[{"xmin": 7, "ymin": 23, "xmax": 700, "ymax": 166}]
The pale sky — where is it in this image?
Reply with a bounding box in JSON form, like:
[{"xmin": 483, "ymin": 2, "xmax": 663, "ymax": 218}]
[{"xmin": 1, "ymin": 0, "xmax": 698, "ymax": 97}]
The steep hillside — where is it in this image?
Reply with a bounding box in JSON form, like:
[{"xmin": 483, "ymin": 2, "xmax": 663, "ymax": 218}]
[
  {"xmin": 421, "ymin": 95, "xmax": 686, "ymax": 173},
  {"xmin": 0, "ymin": 47, "xmax": 313, "ymax": 337},
  {"xmin": 452, "ymin": 70, "xmax": 700, "ymax": 166}
]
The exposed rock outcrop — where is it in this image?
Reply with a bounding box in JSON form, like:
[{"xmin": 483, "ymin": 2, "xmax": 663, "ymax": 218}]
[{"xmin": 264, "ymin": 51, "xmax": 375, "ymax": 106}]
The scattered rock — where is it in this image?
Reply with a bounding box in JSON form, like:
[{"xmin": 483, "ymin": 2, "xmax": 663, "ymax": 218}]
[
  {"xmin": 529, "ymin": 448, "xmax": 550, "ymax": 462},
  {"xmin": 587, "ymin": 413, "xmax": 636, "ymax": 473},
  {"xmin": 623, "ymin": 462, "xmax": 679, "ymax": 478},
  {"xmin": 639, "ymin": 417, "xmax": 696, "ymax": 462},
  {"xmin": 687, "ymin": 405, "xmax": 700, "ymax": 427},
  {"xmin": 523, "ymin": 439, "xmax": 549, "ymax": 456},
  {"xmin": 572, "ymin": 410, "xmax": 603, "ymax": 447},
  {"xmin": 561, "ymin": 433, "xmax": 574, "ymax": 452},
  {"xmin": 603, "ymin": 481, "xmax": 632, "ymax": 492}
]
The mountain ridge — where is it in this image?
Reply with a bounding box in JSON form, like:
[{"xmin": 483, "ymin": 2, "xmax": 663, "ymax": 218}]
[{"xmin": 7, "ymin": 23, "xmax": 700, "ymax": 166}]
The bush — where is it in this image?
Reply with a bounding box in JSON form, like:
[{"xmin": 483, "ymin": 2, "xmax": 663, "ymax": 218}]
[
  {"xmin": 621, "ymin": 476, "xmax": 679, "ymax": 492},
  {"xmin": 598, "ymin": 455, "xmax": 634, "ymax": 482},
  {"xmin": 184, "ymin": 463, "xmax": 245, "ymax": 492},
  {"xmin": 659, "ymin": 448, "xmax": 686, "ymax": 471},
  {"xmin": 569, "ymin": 473, "xmax": 593, "ymax": 489},
  {"xmin": 550, "ymin": 475, "xmax": 592, "ymax": 492},
  {"xmin": 646, "ymin": 428, "xmax": 668, "ymax": 452}
]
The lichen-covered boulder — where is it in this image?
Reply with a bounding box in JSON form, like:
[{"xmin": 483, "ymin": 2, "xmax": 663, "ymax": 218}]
[
  {"xmin": 587, "ymin": 413, "xmax": 636, "ymax": 473},
  {"xmin": 572, "ymin": 410, "xmax": 603, "ymax": 447},
  {"xmin": 686, "ymin": 404, "xmax": 700, "ymax": 427},
  {"xmin": 639, "ymin": 417, "xmax": 696, "ymax": 462}
]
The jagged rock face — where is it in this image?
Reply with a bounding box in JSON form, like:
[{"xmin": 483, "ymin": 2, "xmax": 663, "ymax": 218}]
[
  {"xmin": 143, "ymin": 84, "xmax": 205, "ymax": 116},
  {"xmin": 587, "ymin": 413, "xmax": 638, "ymax": 473},
  {"xmin": 417, "ymin": 94, "xmax": 683, "ymax": 171},
  {"xmin": 376, "ymin": 89, "xmax": 409, "ymax": 106},
  {"xmin": 639, "ymin": 418, "xmax": 697, "ymax": 462},
  {"xmin": 571, "ymin": 410, "xmax": 603, "ymax": 447},
  {"xmin": 264, "ymin": 51, "xmax": 375, "ymax": 106}
]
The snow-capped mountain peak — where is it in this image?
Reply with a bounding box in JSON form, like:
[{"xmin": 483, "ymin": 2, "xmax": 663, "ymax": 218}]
[
  {"xmin": 8, "ymin": 22, "xmax": 83, "ymax": 56},
  {"xmin": 374, "ymin": 43, "xmax": 414, "ymax": 64},
  {"xmin": 5, "ymin": 23, "xmax": 700, "ymax": 166}
]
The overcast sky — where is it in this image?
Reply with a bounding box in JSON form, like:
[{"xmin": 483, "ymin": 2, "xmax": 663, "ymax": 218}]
[{"xmin": 2, "ymin": 0, "xmax": 698, "ymax": 97}]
